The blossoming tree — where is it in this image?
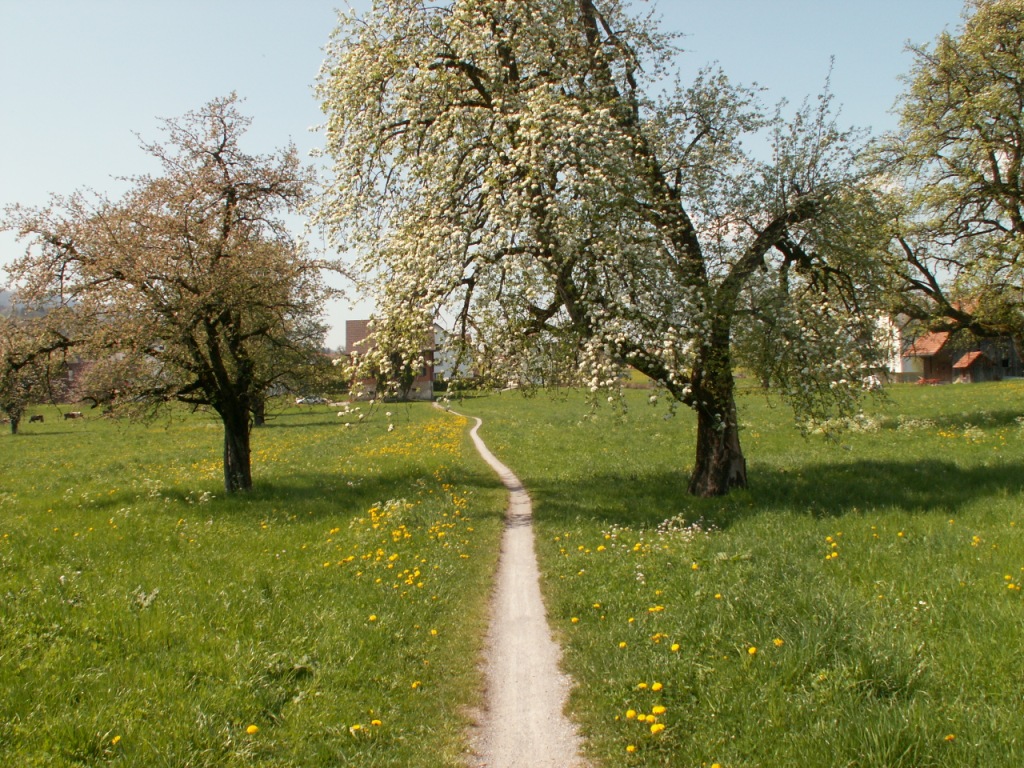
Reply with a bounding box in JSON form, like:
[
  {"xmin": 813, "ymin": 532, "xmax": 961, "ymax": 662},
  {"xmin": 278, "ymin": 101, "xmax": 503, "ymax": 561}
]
[
  {"xmin": 3, "ymin": 95, "xmax": 329, "ymax": 492},
  {"xmin": 317, "ymin": 0, "xmax": 890, "ymax": 496}
]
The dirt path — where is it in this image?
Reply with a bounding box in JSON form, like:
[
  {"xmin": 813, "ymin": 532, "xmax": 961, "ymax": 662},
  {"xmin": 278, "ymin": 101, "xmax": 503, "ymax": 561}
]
[{"xmin": 459, "ymin": 413, "xmax": 588, "ymax": 768}]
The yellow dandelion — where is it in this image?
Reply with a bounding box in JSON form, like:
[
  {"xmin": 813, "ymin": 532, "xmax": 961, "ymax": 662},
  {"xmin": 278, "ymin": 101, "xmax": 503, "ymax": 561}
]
[
  {"xmin": 651, "ymin": 682, "xmax": 663, "ymax": 692},
  {"xmin": 246, "ymin": 725, "xmax": 259, "ymax": 735},
  {"xmin": 571, "ymin": 617, "xmax": 580, "ymax": 624},
  {"xmin": 371, "ymin": 719, "xmax": 382, "ymax": 727},
  {"xmin": 637, "ymin": 682, "xmax": 648, "ymax": 690},
  {"xmin": 748, "ymin": 646, "xmax": 758, "ymax": 655},
  {"xmin": 619, "ymin": 641, "xmax": 628, "ymax": 649},
  {"xmin": 670, "ymin": 643, "xmax": 680, "ymax": 652},
  {"xmin": 368, "ymin": 614, "xmax": 377, "ymax": 622},
  {"xmin": 626, "ymin": 744, "xmax": 637, "ymax": 753},
  {"xmin": 626, "ymin": 709, "xmax": 637, "ymax": 720},
  {"xmin": 773, "ymin": 638, "xmax": 784, "ymax": 647},
  {"xmin": 650, "ymin": 723, "xmax": 665, "ymax": 735},
  {"xmin": 111, "ymin": 735, "xmax": 122, "ymax": 746},
  {"xmin": 411, "ymin": 680, "xmax": 421, "ymax": 689},
  {"xmin": 652, "ymin": 705, "xmax": 667, "ymax": 715}
]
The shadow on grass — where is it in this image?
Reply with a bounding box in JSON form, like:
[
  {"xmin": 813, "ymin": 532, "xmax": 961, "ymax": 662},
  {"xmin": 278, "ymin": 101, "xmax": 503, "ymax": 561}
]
[
  {"xmin": 4, "ymin": 428, "xmax": 81, "ymax": 437},
  {"xmin": 106, "ymin": 464, "xmax": 510, "ymax": 526},
  {"xmin": 257, "ymin": 412, "xmax": 353, "ymax": 429},
  {"xmin": 523, "ymin": 458, "xmax": 1024, "ymax": 530},
  {"xmin": 877, "ymin": 408, "xmax": 1024, "ymax": 431}
]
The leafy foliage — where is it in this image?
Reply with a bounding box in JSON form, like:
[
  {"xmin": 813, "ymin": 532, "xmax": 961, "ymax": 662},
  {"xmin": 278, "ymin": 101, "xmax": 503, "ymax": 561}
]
[
  {"xmin": 3, "ymin": 95, "xmax": 332, "ymax": 491},
  {"xmin": 0, "ymin": 313, "xmax": 71, "ymax": 433},
  {"xmin": 882, "ymin": 0, "xmax": 1024, "ymax": 338}
]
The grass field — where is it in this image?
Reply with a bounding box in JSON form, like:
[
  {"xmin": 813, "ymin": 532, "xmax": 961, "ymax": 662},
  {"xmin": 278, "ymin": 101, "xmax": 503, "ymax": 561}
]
[
  {"xmin": 4, "ymin": 382, "xmax": 1024, "ymax": 767},
  {"xmin": 455, "ymin": 381, "xmax": 1024, "ymax": 768},
  {"xmin": 0, "ymin": 403, "xmax": 507, "ymax": 767}
]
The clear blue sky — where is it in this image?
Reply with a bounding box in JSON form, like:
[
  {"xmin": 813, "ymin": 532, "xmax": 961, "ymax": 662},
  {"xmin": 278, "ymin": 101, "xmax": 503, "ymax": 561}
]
[{"xmin": 1, "ymin": 0, "xmax": 966, "ymax": 349}]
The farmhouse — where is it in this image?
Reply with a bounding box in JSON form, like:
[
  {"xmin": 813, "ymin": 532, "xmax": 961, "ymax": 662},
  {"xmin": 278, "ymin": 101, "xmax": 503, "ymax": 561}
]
[
  {"xmin": 345, "ymin": 319, "xmax": 435, "ymax": 401},
  {"xmin": 895, "ymin": 330, "xmax": 1023, "ymax": 384}
]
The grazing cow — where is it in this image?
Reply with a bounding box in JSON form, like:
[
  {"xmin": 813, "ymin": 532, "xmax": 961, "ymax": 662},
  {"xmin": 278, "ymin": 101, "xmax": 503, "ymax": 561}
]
[
  {"xmin": 29, "ymin": 414, "xmax": 44, "ymax": 423},
  {"xmin": 64, "ymin": 411, "xmax": 84, "ymax": 420}
]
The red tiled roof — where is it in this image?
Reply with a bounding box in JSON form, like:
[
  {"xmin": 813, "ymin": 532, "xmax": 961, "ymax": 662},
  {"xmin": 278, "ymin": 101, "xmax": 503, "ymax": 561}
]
[
  {"xmin": 904, "ymin": 331, "xmax": 950, "ymax": 357},
  {"xmin": 953, "ymin": 350, "xmax": 990, "ymax": 369}
]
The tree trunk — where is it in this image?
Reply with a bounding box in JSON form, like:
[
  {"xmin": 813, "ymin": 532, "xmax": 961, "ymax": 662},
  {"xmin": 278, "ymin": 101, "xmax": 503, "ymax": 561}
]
[
  {"xmin": 688, "ymin": 400, "xmax": 747, "ymax": 496},
  {"xmin": 687, "ymin": 342, "xmax": 748, "ymax": 496},
  {"xmin": 9, "ymin": 416, "xmax": 19, "ymax": 435},
  {"xmin": 221, "ymin": 405, "xmax": 253, "ymax": 493},
  {"xmin": 252, "ymin": 393, "xmax": 266, "ymax": 428}
]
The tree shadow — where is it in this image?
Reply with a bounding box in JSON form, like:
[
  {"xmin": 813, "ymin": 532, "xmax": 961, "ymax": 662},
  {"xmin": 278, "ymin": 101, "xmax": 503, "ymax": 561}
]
[
  {"xmin": 257, "ymin": 411, "xmax": 350, "ymax": 429},
  {"xmin": 257, "ymin": 418, "xmax": 359, "ymax": 430},
  {"xmin": 521, "ymin": 458, "xmax": 1024, "ymax": 531},
  {"xmin": 877, "ymin": 408, "xmax": 1024, "ymax": 431},
  {"xmin": 87, "ymin": 463, "xmax": 510, "ymax": 525}
]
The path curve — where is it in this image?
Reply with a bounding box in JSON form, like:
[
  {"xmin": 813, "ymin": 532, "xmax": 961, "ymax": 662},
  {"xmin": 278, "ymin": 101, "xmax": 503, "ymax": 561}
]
[{"xmin": 454, "ymin": 411, "xmax": 588, "ymax": 768}]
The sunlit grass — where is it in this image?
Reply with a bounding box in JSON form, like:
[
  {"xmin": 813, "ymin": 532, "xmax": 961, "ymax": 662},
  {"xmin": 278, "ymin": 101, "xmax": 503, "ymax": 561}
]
[
  {"xmin": 456, "ymin": 381, "xmax": 1024, "ymax": 768},
  {"xmin": 8, "ymin": 381, "xmax": 1024, "ymax": 767},
  {"xmin": 0, "ymin": 402, "xmax": 506, "ymax": 767}
]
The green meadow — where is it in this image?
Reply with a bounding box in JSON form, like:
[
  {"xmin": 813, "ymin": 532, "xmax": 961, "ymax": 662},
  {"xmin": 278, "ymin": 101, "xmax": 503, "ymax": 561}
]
[
  {"xmin": 3, "ymin": 381, "xmax": 1024, "ymax": 767},
  {"xmin": 455, "ymin": 381, "xmax": 1024, "ymax": 768},
  {"xmin": 0, "ymin": 404, "xmax": 507, "ymax": 767}
]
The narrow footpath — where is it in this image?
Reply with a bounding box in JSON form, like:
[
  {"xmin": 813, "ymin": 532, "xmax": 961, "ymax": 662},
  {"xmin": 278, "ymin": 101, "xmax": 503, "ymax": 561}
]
[{"xmin": 458, "ymin": 414, "xmax": 588, "ymax": 768}]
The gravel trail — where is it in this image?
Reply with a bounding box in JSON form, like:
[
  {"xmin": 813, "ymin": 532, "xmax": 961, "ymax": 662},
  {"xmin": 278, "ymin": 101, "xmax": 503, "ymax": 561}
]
[{"xmin": 459, "ymin": 413, "xmax": 588, "ymax": 768}]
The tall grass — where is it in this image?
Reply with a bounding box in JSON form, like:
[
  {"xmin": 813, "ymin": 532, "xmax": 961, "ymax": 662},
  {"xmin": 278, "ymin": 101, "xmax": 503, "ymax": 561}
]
[
  {"xmin": 456, "ymin": 382, "xmax": 1024, "ymax": 768},
  {"xmin": 0, "ymin": 403, "xmax": 506, "ymax": 767}
]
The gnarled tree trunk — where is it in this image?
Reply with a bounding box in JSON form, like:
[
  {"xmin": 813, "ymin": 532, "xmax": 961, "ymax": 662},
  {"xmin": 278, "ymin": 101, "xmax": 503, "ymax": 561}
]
[
  {"xmin": 252, "ymin": 393, "xmax": 266, "ymax": 428},
  {"xmin": 688, "ymin": 399, "xmax": 747, "ymax": 496},
  {"xmin": 687, "ymin": 342, "xmax": 748, "ymax": 496},
  {"xmin": 220, "ymin": 403, "xmax": 253, "ymax": 493}
]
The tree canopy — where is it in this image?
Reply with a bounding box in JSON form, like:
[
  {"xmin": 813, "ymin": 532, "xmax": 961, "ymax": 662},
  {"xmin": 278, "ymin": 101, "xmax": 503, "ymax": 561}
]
[
  {"xmin": 317, "ymin": 0, "xmax": 890, "ymax": 496},
  {"xmin": 882, "ymin": 0, "xmax": 1024, "ymax": 339},
  {"xmin": 0, "ymin": 313, "xmax": 71, "ymax": 434},
  {"xmin": 3, "ymin": 95, "xmax": 330, "ymax": 492}
]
